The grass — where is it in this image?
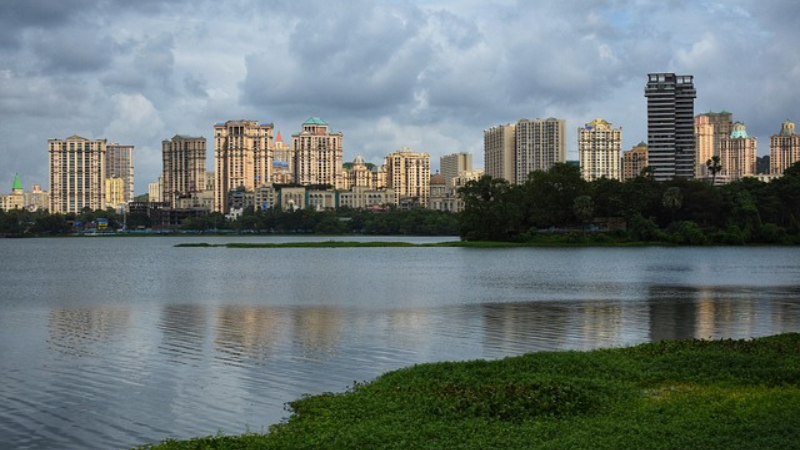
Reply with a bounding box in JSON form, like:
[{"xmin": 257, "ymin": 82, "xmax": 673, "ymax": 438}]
[{"xmin": 131, "ymin": 334, "xmax": 800, "ymax": 450}]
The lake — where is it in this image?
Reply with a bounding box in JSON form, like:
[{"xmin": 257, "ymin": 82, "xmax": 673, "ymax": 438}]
[{"xmin": 1, "ymin": 236, "xmax": 799, "ymax": 449}]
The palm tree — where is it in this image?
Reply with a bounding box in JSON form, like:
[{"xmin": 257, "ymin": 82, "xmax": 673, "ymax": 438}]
[
  {"xmin": 662, "ymin": 186, "xmax": 683, "ymax": 224},
  {"xmin": 706, "ymin": 156, "xmax": 722, "ymax": 185}
]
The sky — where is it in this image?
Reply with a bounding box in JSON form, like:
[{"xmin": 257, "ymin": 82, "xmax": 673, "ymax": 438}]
[{"xmin": 1, "ymin": 0, "xmax": 799, "ymax": 195}]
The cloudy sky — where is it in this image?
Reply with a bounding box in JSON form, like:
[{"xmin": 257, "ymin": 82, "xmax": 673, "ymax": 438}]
[{"xmin": 1, "ymin": 0, "xmax": 798, "ymax": 195}]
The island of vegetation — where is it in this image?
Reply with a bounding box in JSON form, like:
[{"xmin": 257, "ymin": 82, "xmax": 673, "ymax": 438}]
[{"xmin": 132, "ymin": 333, "xmax": 800, "ymax": 450}]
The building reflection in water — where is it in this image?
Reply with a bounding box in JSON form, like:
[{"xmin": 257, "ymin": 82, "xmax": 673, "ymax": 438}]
[
  {"xmin": 479, "ymin": 300, "xmax": 650, "ymax": 356},
  {"xmin": 47, "ymin": 306, "xmax": 132, "ymax": 357},
  {"xmin": 214, "ymin": 305, "xmax": 287, "ymax": 366},
  {"xmin": 290, "ymin": 307, "xmax": 343, "ymax": 360},
  {"xmin": 158, "ymin": 304, "xmax": 209, "ymax": 364},
  {"xmin": 647, "ymin": 285, "xmax": 800, "ymax": 342}
]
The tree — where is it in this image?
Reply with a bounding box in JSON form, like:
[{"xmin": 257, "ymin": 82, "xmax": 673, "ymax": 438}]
[
  {"xmin": 572, "ymin": 195, "xmax": 594, "ymax": 225},
  {"xmin": 457, "ymin": 175, "xmax": 522, "ymax": 241},
  {"xmin": 706, "ymin": 156, "xmax": 722, "ymax": 185},
  {"xmin": 521, "ymin": 163, "xmax": 587, "ymax": 229},
  {"xmin": 662, "ymin": 186, "xmax": 683, "ymax": 224}
]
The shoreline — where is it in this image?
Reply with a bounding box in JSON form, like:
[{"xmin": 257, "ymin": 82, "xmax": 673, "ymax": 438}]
[{"xmin": 132, "ymin": 333, "xmax": 800, "ymax": 450}]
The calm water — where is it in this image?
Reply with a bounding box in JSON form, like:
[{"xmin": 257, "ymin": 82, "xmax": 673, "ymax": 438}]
[{"xmin": 1, "ymin": 236, "xmax": 799, "ymax": 450}]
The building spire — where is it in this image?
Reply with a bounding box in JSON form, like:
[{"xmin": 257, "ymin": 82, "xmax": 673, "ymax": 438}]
[{"xmin": 12, "ymin": 173, "xmax": 23, "ymax": 192}]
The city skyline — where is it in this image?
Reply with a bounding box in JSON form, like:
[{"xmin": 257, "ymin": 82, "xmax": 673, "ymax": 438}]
[{"xmin": 1, "ymin": 1, "xmax": 799, "ymax": 194}]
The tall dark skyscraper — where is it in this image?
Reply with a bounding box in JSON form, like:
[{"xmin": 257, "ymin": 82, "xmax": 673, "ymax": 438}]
[{"xmin": 645, "ymin": 73, "xmax": 696, "ymax": 181}]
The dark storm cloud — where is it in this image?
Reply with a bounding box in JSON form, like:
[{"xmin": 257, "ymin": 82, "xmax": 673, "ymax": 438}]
[{"xmin": 2, "ymin": 0, "xmax": 800, "ymax": 193}]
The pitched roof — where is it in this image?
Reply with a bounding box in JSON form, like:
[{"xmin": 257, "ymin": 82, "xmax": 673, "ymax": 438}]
[
  {"xmin": 12, "ymin": 173, "xmax": 22, "ymax": 191},
  {"xmin": 303, "ymin": 117, "xmax": 328, "ymax": 125}
]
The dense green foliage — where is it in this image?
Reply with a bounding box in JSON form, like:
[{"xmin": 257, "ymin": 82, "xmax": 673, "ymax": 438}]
[
  {"xmin": 132, "ymin": 334, "xmax": 800, "ymax": 450},
  {"xmin": 0, "ymin": 207, "xmax": 459, "ymax": 236},
  {"xmin": 458, "ymin": 162, "xmax": 800, "ymax": 244},
  {"xmin": 188, "ymin": 207, "xmax": 459, "ymax": 235}
]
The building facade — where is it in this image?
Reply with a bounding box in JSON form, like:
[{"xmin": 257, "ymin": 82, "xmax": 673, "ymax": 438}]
[
  {"xmin": 645, "ymin": 73, "xmax": 696, "ymax": 181},
  {"xmin": 440, "ymin": 152, "xmax": 473, "ymax": 188},
  {"xmin": 24, "ymin": 185, "xmax": 49, "ymax": 212},
  {"xmin": 105, "ymin": 143, "xmax": 135, "ymax": 205},
  {"xmin": 214, "ymin": 120, "xmax": 274, "ymax": 213},
  {"xmin": 694, "ymin": 111, "xmax": 733, "ymax": 178},
  {"xmin": 48, "ymin": 135, "xmax": 107, "ymax": 214},
  {"xmin": 292, "ymin": 118, "xmax": 343, "ymax": 188},
  {"xmin": 0, "ymin": 174, "xmax": 24, "ymax": 211},
  {"xmin": 149, "ymin": 178, "xmax": 162, "ymax": 203},
  {"xmin": 578, "ymin": 118, "xmax": 621, "ymax": 181},
  {"xmin": 484, "ymin": 123, "xmax": 516, "ymax": 184},
  {"xmin": 622, "ymin": 142, "xmax": 649, "ymax": 180},
  {"xmin": 162, "ymin": 135, "xmax": 207, "ymax": 208},
  {"xmin": 770, "ymin": 120, "xmax": 800, "ymax": 175},
  {"xmin": 719, "ymin": 122, "xmax": 757, "ymax": 181},
  {"xmin": 515, "ymin": 118, "xmax": 566, "ymax": 183},
  {"xmin": 385, "ymin": 147, "xmax": 431, "ymax": 207}
]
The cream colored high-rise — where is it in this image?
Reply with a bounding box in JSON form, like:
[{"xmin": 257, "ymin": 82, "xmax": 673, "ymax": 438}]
[
  {"xmin": 385, "ymin": 147, "xmax": 430, "ymax": 207},
  {"xmin": 162, "ymin": 135, "xmax": 207, "ymax": 208},
  {"xmin": 106, "ymin": 143, "xmax": 135, "ymax": 205},
  {"xmin": 440, "ymin": 152, "xmax": 472, "ymax": 188},
  {"xmin": 48, "ymin": 135, "xmax": 107, "ymax": 214},
  {"xmin": 694, "ymin": 112, "xmax": 732, "ymax": 177},
  {"xmin": 622, "ymin": 143, "xmax": 649, "ymax": 180},
  {"xmin": 346, "ymin": 154, "xmax": 374, "ymax": 189},
  {"xmin": 292, "ymin": 118, "xmax": 343, "ymax": 188},
  {"xmin": 484, "ymin": 123, "xmax": 516, "ymax": 184},
  {"xmin": 770, "ymin": 120, "xmax": 800, "ymax": 175},
  {"xmin": 719, "ymin": 122, "xmax": 757, "ymax": 181},
  {"xmin": 214, "ymin": 120, "xmax": 274, "ymax": 213},
  {"xmin": 578, "ymin": 118, "xmax": 621, "ymax": 181},
  {"xmin": 149, "ymin": 179, "xmax": 162, "ymax": 203},
  {"xmin": 516, "ymin": 118, "xmax": 566, "ymax": 183},
  {"xmin": 105, "ymin": 177, "xmax": 125, "ymax": 210}
]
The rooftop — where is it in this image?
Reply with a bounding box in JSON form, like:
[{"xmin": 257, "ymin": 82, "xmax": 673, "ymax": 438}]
[
  {"xmin": 12, "ymin": 173, "xmax": 22, "ymax": 191},
  {"xmin": 303, "ymin": 117, "xmax": 328, "ymax": 125}
]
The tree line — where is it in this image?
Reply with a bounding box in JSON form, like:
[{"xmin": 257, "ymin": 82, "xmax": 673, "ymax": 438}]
[
  {"xmin": 0, "ymin": 206, "xmax": 460, "ymax": 236},
  {"xmin": 458, "ymin": 162, "xmax": 800, "ymax": 244}
]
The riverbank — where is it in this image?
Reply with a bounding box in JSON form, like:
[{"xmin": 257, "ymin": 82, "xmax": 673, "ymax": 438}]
[
  {"xmin": 174, "ymin": 240, "xmax": 668, "ymax": 248},
  {"xmin": 132, "ymin": 333, "xmax": 800, "ymax": 450}
]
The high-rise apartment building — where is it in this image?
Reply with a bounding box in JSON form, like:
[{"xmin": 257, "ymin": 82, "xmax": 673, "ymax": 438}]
[
  {"xmin": 440, "ymin": 152, "xmax": 473, "ymax": 188},
  {"xmin": 345, "ymin": 154, "xmax": 375, "ymax": 190},
  {"xmin": 770, "ymin": 120, "xmax": 800, "ymax": 175},
  {"xmin": 162, "ymin": 135, "xmax": 207, "ymax": 208},
  {"xmin": 273, "ymin": 131, "xmax": 294, "ymax": 176},
  {"xmin": 645, "ymin": 73, "xmax": 696, "ymax": 181},
  {"xmin": 292, "ymin": 118, "xmax": 343, "ymax": 188},
  {"xmin": 48, "ymin": 135, "xmax": 107, "ymax": 214},
  {"xmin": 694, "ymin": 111, "xmax": 732, "ymax": 178},
  {"xmin": 622, "ymin": 142, "xmax": 649, "ymax": 180},
  {"xmin": 385, "ymin": 147, "xmax": 430, "ymax": 207},
  {"xmin": 484, "ymin": 123, "xmax": 516, "ymax": 184},
  {"xmin": 719, "ymin": 122, "xmax": 757, "ymax": 181},
  {"xmin": 106, "ymin": 143, "xmax": 135, "ymax": 205},
  {"xmin": 149, "ymin": 178, "xmax": 162, "ymax": 203},
  {"xmin": 214, "ymin": 120, "xmax": 274, "ymax": 213},
  {"xmin": 105, "ymin": 177, "xmax": 125, "ymax": 209},
  {"xmin": 515, "ymin": 118, "xmax": 566, "ymax": 183},
  {"xmin": 578, "ymin": 118, "xmax": 621, "ymax": 181}
]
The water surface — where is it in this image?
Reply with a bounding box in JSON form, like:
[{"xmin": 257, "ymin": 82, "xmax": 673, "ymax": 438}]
[{"xmin": 1, "ymin": 237, "xmax": 799, "ymax": 449}]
